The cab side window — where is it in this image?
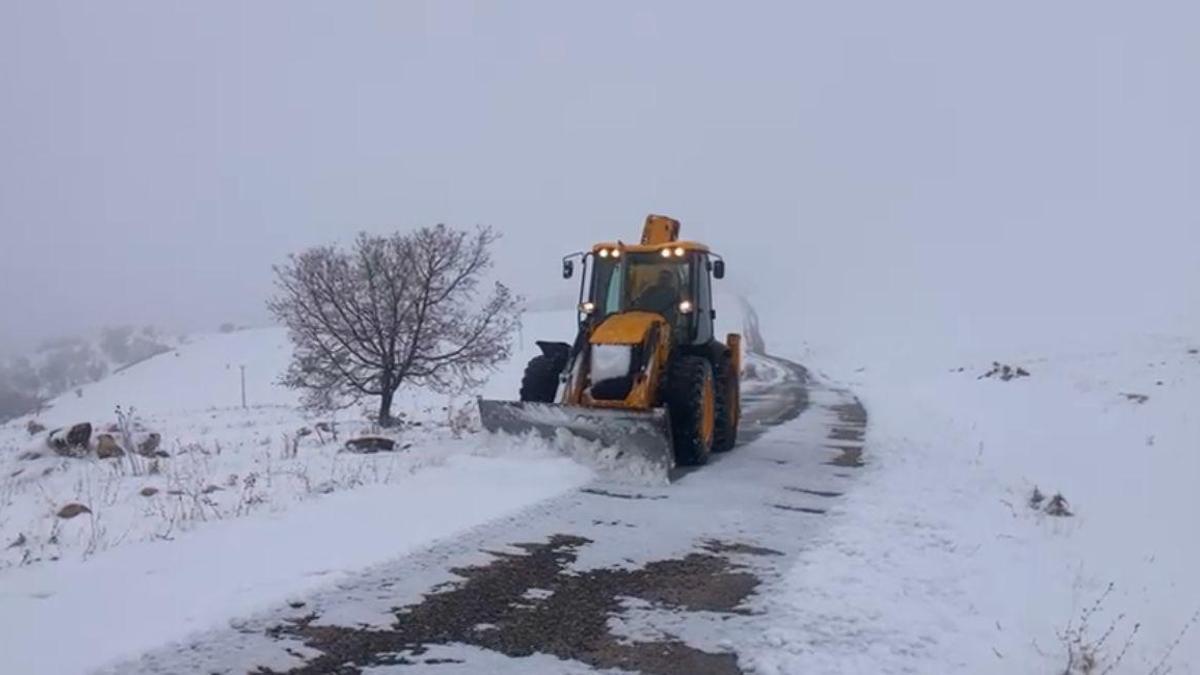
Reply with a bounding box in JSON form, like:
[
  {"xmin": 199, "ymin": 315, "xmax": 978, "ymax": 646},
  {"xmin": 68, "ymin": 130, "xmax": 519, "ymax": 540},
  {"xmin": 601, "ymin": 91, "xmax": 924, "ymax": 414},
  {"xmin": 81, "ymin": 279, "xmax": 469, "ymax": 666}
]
[{"xmin": 694, "ymin": 256, "xmax": 714, "ymax": 343}]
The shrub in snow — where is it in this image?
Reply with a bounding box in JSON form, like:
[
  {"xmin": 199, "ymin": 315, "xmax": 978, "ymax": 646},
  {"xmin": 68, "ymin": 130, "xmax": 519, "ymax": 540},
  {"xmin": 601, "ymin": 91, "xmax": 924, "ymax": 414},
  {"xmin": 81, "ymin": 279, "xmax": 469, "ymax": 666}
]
[
  {"xmin": 979, "ymin": 361, "xmax": 1031, "ymax": 381},
  {"xmin": 446, "ymin": 401, "xmax": 478, "ymax": 438},
  {"xmin": 1029, "ymin": 485, "xmax": 1046, "ymax": 510},
  {"xmin": 25, "ymin": 420, "xmax": 45, "ymax": 436},
  {"xmin": 1045, "ymin": 492, "xmax": 1073, "ymax": 517},
  {"xmin": 268, "ymin": 224, "xmax": 520, "ymax": 428},
  {"xmin": 115, "ymin": 406, "xmax": 149, "ymax": 475},
  {"xmin": 1058, "ymin": 583, "xmax": 1140, "ymax": 675},
  {"xmin": 313, "ymin": 421, "xmax": 338, "ymax": 444}
]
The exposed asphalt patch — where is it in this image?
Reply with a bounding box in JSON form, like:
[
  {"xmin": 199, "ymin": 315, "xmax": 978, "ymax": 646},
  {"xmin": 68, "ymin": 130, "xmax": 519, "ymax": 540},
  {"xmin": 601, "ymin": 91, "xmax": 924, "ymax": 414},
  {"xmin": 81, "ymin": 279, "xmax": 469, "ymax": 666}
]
[
  {"xmin": 580, "ymin": 488, "xmax": 668, "ymax": 501},
  {"xmin": 772, "ymin": 504, "xmax": 828, "ymax": 515},
  {"xmin": 262, "ymin": 534, "xmax": 755, "ymax": 675},
  {"xmin": 701, "ymin": 539, "xmax": 784, "ymax": 557},
  {"xmin": 828, "ymin": 426, "xmax": 865, "ymax": 442},
  {"xmin": 783, "ymin": 486, "xmax": 843, "ymax": 498},
  {"xmin": 591, "ymin": 519, "xmax": 636, "ymax": 528},
  {"xmin": 826, "ymin": 445, "xmax": 865, "ymax": 468},
  {"xmin": 829, "ymin": 400, "xmax": 868, "ymax": 426},
  {"xmin": 734, "ymin": 360, "xmax": 810, "ymax": 445}
]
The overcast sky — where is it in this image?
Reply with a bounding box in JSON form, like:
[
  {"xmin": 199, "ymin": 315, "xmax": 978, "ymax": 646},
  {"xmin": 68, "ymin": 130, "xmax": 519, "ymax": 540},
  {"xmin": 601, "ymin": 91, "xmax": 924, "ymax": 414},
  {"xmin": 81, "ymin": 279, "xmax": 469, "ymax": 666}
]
[{"xmin": 2, "ymin": 0, "xmax": 1197, "ymax": 354}]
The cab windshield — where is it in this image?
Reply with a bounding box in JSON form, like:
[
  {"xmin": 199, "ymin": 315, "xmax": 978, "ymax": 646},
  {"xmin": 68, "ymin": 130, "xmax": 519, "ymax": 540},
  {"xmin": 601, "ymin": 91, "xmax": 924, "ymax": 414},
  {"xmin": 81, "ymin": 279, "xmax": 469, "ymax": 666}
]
[{"xmin": 590, "ymin": 252, "xmax": 692, "ymax": 325}]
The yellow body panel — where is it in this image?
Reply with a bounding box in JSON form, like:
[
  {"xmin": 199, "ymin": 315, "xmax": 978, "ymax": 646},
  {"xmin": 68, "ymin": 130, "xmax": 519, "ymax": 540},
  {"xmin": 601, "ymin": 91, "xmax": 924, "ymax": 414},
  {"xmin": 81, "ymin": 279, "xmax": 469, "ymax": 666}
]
[
  {"xmin": 562, "ymin": 311, "xmax": 672, "ymax": 411},
  {"xmin": 588, "ymin": 311, "xmax": 664, "ymax": 345},
  {"xmin": 700, "ymin": 374, "xmax": 715, "ymax": 447},
  {"xmin": 641, "ymin": 214, "xmax": 680, "ymax": 245},
  {"xmin": 726, "ymin": 333, "xmax": 742, "ymax": 376}
]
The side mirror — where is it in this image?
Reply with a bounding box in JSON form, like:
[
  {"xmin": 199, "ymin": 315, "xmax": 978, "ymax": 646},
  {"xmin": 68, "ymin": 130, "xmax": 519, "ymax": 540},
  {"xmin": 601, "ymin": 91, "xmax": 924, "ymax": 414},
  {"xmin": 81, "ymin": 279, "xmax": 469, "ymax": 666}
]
[
  {"xmin": 712, "ymin": 259, "xmax": 726, "ymax": 279},
  {"xmin": 562, "ymin": 260, "xmax": 575, "ymax": 279}
]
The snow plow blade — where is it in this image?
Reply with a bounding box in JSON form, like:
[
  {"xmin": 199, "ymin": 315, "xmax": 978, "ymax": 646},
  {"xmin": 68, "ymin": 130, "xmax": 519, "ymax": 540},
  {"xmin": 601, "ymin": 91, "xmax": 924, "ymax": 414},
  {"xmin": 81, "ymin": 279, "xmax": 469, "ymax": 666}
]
[{"xmin": 477, "ymin": 399, "xmax": 675, "ymax": 483}]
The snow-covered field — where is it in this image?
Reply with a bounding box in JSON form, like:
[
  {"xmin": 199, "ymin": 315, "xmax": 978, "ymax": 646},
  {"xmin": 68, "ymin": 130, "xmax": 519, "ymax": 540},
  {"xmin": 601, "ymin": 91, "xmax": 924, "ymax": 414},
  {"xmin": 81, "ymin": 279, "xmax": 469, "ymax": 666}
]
[
  {"xmin": 0, "ymin": 309, "xmax": 598, "ymax": 674},
  {"xmin": 747, "ymin": 323, "xmax": 1200, "ymax": 674}
]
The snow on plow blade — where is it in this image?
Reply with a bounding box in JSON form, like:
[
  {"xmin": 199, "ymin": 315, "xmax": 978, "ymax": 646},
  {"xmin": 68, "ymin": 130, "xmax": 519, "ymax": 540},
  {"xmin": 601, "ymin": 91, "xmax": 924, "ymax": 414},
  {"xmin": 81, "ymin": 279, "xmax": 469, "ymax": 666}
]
[{"xmin": 477, "ymin": 399, "xmax": 675, "ymax": 483}]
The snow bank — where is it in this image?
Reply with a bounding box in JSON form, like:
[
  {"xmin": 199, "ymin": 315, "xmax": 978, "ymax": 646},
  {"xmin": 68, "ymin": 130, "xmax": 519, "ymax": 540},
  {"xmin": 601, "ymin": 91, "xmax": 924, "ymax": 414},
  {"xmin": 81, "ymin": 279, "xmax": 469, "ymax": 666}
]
[{"xmin": 0, "ymin": 453, "xmax": 591, "ymax": 675}]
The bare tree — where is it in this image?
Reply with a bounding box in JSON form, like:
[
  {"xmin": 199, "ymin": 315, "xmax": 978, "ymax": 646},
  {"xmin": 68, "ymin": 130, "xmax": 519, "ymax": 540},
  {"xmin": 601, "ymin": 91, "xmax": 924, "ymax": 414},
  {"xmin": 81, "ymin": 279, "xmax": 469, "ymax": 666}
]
[{"xmin": 268, "ymin": 225, "xmax": 521, "ymax": 427}]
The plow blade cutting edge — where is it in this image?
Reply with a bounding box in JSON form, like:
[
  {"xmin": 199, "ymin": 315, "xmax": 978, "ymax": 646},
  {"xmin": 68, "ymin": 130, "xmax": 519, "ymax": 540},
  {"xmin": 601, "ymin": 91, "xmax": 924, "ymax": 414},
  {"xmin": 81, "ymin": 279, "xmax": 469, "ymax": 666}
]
[{"xmin": 477, "ymin": 399, "xmax": 675, "ymax": 483}]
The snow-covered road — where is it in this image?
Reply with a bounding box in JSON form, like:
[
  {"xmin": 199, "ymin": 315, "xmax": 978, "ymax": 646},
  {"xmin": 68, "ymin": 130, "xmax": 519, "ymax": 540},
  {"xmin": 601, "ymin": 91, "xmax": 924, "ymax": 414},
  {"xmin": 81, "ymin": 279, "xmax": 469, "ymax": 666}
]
[{"xmin": 108, "ymin": 354, "xmax": 867, "ymax": 675}]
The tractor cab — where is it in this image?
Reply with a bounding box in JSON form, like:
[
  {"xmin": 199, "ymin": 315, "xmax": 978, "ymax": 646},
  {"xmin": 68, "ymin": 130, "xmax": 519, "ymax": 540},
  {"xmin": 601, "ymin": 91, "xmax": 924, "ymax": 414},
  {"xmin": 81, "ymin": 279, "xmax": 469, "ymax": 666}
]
[{"xmin": 563, "ymin": 215, "xmax": 726, "ymax": 347}]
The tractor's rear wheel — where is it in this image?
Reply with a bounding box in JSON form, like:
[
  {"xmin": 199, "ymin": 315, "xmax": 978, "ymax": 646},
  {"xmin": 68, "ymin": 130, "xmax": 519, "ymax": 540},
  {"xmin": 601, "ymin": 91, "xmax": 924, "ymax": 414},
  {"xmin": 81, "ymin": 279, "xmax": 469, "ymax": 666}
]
[
  {"xmin": 667, "ymin": 356, "xmax": 715, "ymax": 466},
  {"xmin": 713, "ymin": 354, "xmax": 740, "ymax": 452},
  {"xmin": 519, "ymin": 355, "xmax": 562, "ymax": 403}
]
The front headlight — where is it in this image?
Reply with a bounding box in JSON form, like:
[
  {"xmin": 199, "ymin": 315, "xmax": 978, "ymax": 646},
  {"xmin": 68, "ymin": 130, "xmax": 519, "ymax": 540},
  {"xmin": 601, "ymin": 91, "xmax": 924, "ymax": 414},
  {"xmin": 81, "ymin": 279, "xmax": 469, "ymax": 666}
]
[{"xmin": 678, "ymin": 300, "xmax": 694, "ymax": 314}]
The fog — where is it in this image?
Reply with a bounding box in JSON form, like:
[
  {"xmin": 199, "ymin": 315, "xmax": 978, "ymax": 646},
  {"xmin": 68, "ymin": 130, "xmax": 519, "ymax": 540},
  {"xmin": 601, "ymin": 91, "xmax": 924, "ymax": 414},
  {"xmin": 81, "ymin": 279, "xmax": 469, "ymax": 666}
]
[{"xmin": 2, "ymin": 1, "xmax": 1197, "ymax": 356}]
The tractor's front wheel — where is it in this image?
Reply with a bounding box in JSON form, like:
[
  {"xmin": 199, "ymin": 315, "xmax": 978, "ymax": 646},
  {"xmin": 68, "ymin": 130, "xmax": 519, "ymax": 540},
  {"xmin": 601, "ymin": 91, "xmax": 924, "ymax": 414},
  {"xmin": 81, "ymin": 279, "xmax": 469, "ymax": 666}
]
[
  {"xmin": 519, "ymin": 355, "xmax": 562, "ymax": 403},
  {"xmin": 667, "ymin": 356, "xmax": 715, "ymax": 466},
  {"xmin": 713, "ymin": 354, "xmax": 740, "ymax": 452}
]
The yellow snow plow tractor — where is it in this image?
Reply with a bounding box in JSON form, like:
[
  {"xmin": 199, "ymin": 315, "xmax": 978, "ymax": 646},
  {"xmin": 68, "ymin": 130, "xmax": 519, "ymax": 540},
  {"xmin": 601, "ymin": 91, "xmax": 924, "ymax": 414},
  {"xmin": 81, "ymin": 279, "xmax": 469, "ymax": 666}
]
[{"xmin": 478, "ymin": 214, "xmax": 741, "ymax": 482}]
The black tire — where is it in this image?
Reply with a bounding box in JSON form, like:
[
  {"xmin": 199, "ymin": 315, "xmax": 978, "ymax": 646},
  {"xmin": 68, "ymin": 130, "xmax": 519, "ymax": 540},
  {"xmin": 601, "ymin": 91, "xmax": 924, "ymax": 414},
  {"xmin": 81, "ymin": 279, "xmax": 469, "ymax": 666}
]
[
  {"xmin": 666, "ymin": 356, "xmax": 715, "ymax": 466},
  {"xmin": 519, "ymin": 355, "xmax": 562, "ymax": 403},
  {"xmin": 713, "ymin": 354, "xmax": 740, "ymax": 453}
]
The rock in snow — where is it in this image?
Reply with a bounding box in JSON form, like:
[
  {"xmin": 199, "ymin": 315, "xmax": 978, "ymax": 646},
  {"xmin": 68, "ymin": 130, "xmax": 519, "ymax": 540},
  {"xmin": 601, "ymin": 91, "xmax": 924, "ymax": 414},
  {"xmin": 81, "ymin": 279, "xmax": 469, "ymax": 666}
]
[{"xmin": 343, "ymin": 436, "xmax": 397, "ymax": 454}]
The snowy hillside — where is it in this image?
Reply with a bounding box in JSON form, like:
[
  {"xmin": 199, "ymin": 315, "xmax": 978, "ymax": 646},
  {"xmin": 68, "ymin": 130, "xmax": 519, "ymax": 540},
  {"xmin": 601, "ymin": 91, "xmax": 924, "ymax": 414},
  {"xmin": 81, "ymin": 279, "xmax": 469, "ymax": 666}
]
[
  {"xmin": 0, "ymin": 308, "xmax": 605, "ymax": 569},
  {"xmin": 747, "ymin": 326, "xmax": 1200, "ymax": 673},
  {"xmin": 0, "ymin": 309, "xmax": 595, "ymax": 672},
  {"xmin": 29, "ymin": 328, "xmax": 296, "ymax": 424}
]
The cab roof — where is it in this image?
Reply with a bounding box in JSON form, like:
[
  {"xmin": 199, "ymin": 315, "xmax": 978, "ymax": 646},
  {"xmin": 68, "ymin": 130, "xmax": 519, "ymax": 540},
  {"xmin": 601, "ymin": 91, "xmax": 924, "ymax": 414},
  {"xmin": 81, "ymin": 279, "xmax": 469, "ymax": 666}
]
[{"xmin": 590, "ymin": 241, "xmax": 711, "ymax": 255}]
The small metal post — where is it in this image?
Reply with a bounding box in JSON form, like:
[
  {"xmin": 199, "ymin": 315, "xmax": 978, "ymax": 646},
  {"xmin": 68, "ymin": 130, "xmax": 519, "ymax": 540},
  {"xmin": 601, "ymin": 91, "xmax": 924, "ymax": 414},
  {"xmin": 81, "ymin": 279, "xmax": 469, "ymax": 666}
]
[{"xmin": 240, "ymin": 365, "xmax": 247, "ymax": 409}]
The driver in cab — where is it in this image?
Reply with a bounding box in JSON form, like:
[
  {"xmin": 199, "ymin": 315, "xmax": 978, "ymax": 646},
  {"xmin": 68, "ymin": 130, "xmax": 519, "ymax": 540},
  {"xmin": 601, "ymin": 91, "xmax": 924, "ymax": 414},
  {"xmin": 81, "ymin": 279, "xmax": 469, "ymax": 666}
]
[{"xmin": 632, "ymin": 269, "xmax": 679, "ymax": 318}]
